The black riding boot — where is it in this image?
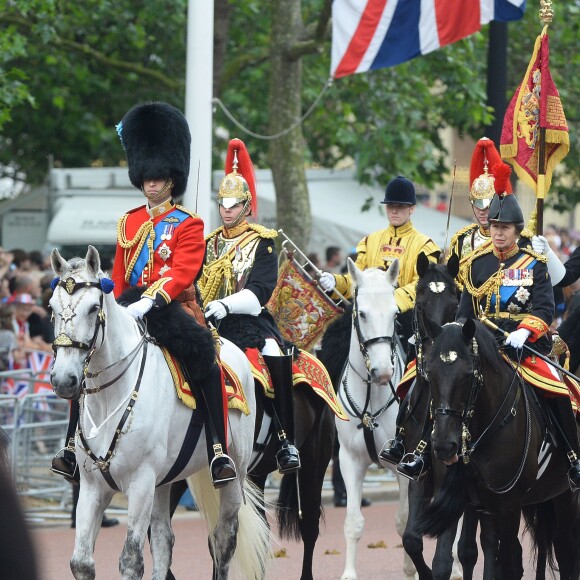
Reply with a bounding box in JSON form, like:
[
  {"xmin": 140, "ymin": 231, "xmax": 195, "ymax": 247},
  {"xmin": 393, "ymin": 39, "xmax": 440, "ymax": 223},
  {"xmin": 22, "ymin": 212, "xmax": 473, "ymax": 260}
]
[
  {"xmin": 550, "ymin": 396, "xmax": 580, "ymax": 491},
  {"xmin": 196, "ymin": 363, "xmax": 237, "ymax": 488},
  {"xmin": 379, "ymin": 393, "xmax": 409, "ymax": 465},
  {"xmin": 51, "ymin": 400, "xmax": 80, "ymax": 484},
  {"xmin": 262, "ymin": 351, "xmax": 301, "ymax": 474}
]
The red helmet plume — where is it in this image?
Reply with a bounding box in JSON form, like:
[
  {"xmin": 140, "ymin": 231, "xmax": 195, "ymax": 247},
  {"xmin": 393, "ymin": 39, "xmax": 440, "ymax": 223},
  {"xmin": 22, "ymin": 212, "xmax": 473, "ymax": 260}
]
[{"xmin": 220, "ymin": 138, "xmax": 258, "ymax": 216}]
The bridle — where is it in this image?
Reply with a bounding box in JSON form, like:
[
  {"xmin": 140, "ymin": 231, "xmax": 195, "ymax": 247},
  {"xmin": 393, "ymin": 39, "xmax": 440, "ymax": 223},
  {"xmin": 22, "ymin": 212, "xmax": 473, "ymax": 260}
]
[
  {"xmin": 431, "ymin": 323, "xmax": 531, "ymax": 493},
  {"xmin": 351, "ymin": 286, "xmax": 396, "ymax": 373},
  {"xmin": 341, "ymin": 286, "xmax": 399, "ymax": 444},
  {"xmin": 51, "ymin": 275, "xmax": 147, "ymax": 395}
]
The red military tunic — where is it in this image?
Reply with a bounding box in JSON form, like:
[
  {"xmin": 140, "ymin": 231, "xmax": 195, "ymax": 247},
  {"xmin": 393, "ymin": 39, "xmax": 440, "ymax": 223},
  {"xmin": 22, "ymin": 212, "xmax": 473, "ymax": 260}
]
[{"xmin": 112, "ymin": 200, "xmax": 205, "ymax": 308}]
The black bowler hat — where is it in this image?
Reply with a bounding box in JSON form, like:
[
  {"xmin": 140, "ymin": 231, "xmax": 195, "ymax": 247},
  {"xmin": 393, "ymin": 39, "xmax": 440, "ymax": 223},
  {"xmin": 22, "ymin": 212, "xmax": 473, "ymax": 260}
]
[{"xmin": 381, "ymin": 176, "xmax": 416, "ymax": 205}]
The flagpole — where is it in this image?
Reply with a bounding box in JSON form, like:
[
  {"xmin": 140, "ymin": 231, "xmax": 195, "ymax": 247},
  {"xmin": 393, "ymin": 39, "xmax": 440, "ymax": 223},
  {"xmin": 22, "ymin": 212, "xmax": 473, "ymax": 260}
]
[{"xmin": 535, "ymin": 0, "xmax": 554, "ymax": 235}]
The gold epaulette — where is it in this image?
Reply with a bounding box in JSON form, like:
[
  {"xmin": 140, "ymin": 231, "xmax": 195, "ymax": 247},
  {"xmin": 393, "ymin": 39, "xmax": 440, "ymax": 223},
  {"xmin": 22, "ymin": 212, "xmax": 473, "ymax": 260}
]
[
  {"xmin": 205, "ymin": 223, "xmax": 278, "ymax": 241},
  {"xmin": 175, "ymin": 204, "xmax": 200, "ymax": 219},
  {"xmin": 457, "ymin": 243, "xmax": 494, "ymax": 287},
  {"xmin": 247, "ymin": 223, "xmax": 278, "ymax": 239},
  {"xmin": 450, "ymin": 223, "xmax": 478, "ymax": 246},
  {"xmin": 521, "ymin": 246, "xmax": 548, "ymax": 263}
]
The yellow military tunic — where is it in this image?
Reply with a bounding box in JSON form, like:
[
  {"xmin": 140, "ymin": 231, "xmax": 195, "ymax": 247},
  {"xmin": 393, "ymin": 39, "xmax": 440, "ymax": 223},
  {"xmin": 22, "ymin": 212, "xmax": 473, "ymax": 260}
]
[{"xmin": 333, "ymin": 221, "xmax": 440, "ymax": 312}]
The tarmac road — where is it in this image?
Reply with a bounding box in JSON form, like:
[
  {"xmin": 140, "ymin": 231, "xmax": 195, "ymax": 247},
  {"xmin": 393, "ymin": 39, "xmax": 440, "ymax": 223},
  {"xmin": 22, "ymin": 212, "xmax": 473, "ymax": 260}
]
[{"xmin": 31, "ymin": 496, "xmax": 541, "ymax": 579}]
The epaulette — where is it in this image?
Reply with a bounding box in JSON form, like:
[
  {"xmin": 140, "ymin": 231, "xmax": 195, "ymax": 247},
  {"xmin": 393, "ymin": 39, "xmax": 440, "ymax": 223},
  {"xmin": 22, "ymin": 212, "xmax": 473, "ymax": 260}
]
[
  {"xmin": 451, "ymin": 223, "xmax": 478, "ymax": 245},
  {"xmin": 247, "ymin": 223, "xmax": 278, "ymax": 239},
  {"xmin": 521, "ymin": 246, "xmax": 548, "ymax": 263},
  {"xmin": 205, "ymin": 223, "xmax": 278, "ymax": 241},
  {"xmin": 457, "ymin": 243, "xmax": 494, "ymax": 281},
  {"xmin": 175, "ymin": 204, "xmax": 200, "ymax": 219}
]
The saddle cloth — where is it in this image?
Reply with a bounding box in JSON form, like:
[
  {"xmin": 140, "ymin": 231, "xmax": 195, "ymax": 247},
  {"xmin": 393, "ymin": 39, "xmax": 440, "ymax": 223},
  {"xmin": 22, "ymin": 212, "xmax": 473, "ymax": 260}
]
[
  {"xmin": 245, "ymin": 347, "xmax": 348, "ymax": 421},
  {"xmin": 396, "ymin": 356, "xmax": 580, "ymax": 413},
  {"xmin": 161, "ymin": 347, "xmax": 250, "ymax": 415}
]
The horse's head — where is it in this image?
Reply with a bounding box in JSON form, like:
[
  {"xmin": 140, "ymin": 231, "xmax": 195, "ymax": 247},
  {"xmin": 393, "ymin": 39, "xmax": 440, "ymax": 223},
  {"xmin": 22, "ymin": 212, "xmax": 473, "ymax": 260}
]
[
  {"xmin": 49, "ymin": 245, "xmax": 109, "ymax": 400},
  {"xmin": 423, "ymin": 316, "xmax": 479, "ymax": 465},
  {"xmin": 415, "ymin": 252, "xmax": 459, "ymax": 336},
  {"xmin": 348, "ymin": 257, "xmax": 399, "ymax": 385}
]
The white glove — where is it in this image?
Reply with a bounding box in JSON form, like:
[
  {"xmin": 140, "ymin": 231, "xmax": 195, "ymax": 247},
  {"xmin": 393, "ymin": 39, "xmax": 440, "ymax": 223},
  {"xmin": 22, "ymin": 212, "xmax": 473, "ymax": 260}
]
[
  {"xmin": 505, "ymin": 328, "xmax": 531, "ymax": 349},
  {"xmin": 205, "ymin": 289, "xmax": 261, "ymax": 321},
  {"xmin": 126, "ymin": 297, "xmax": 154, "ymax": 320},
  {"xmin": 319, "ymin": 272, "xmax": 336, "ymax": 292},
  {"xmin": 205, "ymin": 300, "xmax": 228, "ymax": 320},
  {"xmin": 531, "ymin": 235, "xmax": 549, "ymax": 255}
]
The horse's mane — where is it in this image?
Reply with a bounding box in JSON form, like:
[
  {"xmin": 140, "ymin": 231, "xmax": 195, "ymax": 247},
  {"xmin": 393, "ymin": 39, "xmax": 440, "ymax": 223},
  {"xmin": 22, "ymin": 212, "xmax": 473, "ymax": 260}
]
[
  {"xmin": 416, "ymin": 262, "xmax": 457, "ymax": 296},
  {"xmin": 431, "ymin": 320, "xmax": 504, "ymax": 369}
]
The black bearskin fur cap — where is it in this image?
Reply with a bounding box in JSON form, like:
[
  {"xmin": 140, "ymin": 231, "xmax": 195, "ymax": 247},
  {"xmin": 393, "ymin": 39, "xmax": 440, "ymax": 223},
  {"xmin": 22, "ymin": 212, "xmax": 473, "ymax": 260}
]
[
  {"xmin": 119, "ymin": 102, "xmax": 191, "ymax": 198},
  {"xmin": 117, "ymin": 287, "xmax": 215, "ymax": 381}
]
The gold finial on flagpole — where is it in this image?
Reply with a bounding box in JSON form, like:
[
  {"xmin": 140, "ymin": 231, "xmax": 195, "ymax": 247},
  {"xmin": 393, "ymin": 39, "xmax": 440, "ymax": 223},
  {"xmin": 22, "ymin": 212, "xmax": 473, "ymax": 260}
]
[{"xmin": 539, "ymin": 0, "xmax": 554, "ymax": 25}]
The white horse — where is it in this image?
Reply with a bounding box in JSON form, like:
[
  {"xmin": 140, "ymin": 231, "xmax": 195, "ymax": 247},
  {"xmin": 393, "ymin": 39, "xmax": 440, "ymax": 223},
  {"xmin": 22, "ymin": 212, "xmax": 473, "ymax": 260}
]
[
  {"xmin": 335, "ymin": 258, "xmax": 415, "ymax": 580},
  {"xmin": 49, "ymin": 246, "xmax": 270, "ymax": 580}
]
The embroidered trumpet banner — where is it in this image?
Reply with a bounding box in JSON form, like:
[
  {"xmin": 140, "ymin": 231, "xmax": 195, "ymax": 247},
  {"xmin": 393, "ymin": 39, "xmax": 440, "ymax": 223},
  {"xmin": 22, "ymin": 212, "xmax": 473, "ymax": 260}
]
[
  {"xmin": 500, "ymin": 32, "xmax": 569, "ymax": 195},
  {"xmin": 266, "ymin": 256, "xmax": 343, "ymax": 352}
]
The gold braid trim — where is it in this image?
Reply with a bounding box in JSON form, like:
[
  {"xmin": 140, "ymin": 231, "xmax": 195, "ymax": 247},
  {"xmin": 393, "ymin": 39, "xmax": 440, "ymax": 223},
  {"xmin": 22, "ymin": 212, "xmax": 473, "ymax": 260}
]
[
  {"xmin": 198, "ymin": 257, "xmax": 235, "ymax": 308},
  {"xmin": 142, "ymin": 278, "xmax": 172, "ymax": 304},
  {"xmin": 117, "ymin": 215, "xmax": 155, "ymax": 283}
]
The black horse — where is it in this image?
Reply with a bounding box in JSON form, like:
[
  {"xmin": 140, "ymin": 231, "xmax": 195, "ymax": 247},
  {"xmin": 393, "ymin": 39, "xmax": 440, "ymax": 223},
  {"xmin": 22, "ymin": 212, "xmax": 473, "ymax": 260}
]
[
  {"xmin": 419, "ymin": 318, "xmax": 580, "ymax": 579},
  {"xmin": 402, "ymin": 253, "xmax": 499, "ymax": 580},
  {"xmin": 168, "ymin": 349, "xmax": 335, "ymax": 580}
]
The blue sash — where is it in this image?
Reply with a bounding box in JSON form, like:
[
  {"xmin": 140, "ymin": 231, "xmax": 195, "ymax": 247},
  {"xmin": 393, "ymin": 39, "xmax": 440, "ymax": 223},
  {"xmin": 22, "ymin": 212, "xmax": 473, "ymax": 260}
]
[
  {"xmin": 129, "ymin": 209, "xmax": 190, "ymax": 286},
  {"xmin": 489, "ymin": 258, "xmax": 537, "ymax": 311}
]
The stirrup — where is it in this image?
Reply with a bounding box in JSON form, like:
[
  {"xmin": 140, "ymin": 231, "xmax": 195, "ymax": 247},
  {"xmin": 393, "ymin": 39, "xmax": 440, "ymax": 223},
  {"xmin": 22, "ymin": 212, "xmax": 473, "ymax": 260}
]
[
  {"xmin": 396, "ymin": 452, "xmax": 430, "ymax": 482},
  {"xmin": 209, "ymin": 454, "xmax": 237, "ymax": 489},
  {"xmin": 379, "ymin": 436, "xmax": 405, "ymax": 465},
  {"xmin": 276, "ymin": 443, "xmax": 301, "ymax": 474},
  {"xmin": 51, "ymin": 448, "xmax": 80, "ymax": 484},
  {"xmin": 567, "ymin": 458, "xmax": 580, "ymax": 492}
]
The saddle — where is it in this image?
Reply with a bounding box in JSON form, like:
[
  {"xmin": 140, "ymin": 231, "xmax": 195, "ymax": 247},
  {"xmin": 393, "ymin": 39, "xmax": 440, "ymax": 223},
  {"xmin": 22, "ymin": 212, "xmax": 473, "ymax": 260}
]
[{"xmin": 244, "ymin": 347, "xmax": 347, "ymax": 420}]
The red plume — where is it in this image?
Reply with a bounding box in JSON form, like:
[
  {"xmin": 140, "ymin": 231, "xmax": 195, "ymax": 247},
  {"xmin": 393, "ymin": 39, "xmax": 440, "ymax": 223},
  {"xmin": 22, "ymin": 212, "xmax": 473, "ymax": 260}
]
[
  {"xmin": 224, "ymin": 138, "xmax": 258, "ymax": 216},
  {"xmin": 492, "ymin": 162, "xmax": 512, "ymax": 196},
  {"xmin": 469, "ymin": 137, "xmax": 509, "ymax": 191}
]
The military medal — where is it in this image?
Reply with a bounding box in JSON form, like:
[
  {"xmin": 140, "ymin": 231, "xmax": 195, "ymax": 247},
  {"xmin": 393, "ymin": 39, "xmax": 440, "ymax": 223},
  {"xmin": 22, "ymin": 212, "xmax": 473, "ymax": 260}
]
[{"xmin": 161, "ymin": 225, "xmax": 169, "ymax": 241}]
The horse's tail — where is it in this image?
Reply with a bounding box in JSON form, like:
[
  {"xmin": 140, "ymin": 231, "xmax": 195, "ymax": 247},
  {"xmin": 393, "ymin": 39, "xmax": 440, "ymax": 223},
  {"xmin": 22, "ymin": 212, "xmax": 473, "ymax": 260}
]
[
  {"xmin": 522, "ymin": 502, "xmax": 557, "ymax": 574},
  {"xmin": 189, "ymin": 470, "xmax": 272, "ymax": 579},
  {"xmin": 276, "ymin": 472, "xmax": 304, "ymax": 541},
  {"xmin": 418, "ymin": 463, "xmax": 467, "ymax": 538}
]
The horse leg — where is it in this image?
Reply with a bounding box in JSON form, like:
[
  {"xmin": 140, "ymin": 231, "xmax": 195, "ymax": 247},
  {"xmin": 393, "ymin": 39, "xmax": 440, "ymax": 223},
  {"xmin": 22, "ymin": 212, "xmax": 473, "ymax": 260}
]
[
  {"xmin": 551, "ymin": 492, "xmax": 580, "ymax": 580},
  {"xmin": 394, "ymin": 474, "xmax": 417, "ymax": 580},
  {"xmin": 478, "ymin": 512, "xmax": 498, "ymax": 580},
  {"xmin": 450, "ymin": 515, "xmax": 463, "ymax": 580},
  {"xmin": 209, "ymin": 483, "xmax": 242, "ymax": 580},
  {"xmin": 458, "ymin": 506, "xmax": 479, "ymax": 580},
  {"xmin": 149, "ymin": 485, "xmax": 174, "ymax": 580},
  {"xmin": 339, "ymin": 448, "xmax": 367, "ymax": 580},
  {"xmin": 297, "ymin": 466, "xmax": 324, "ymax": 580},
  {"xmin": 70, "ymin": 481, "xmax": 112, "ymax": 580},
  {"xmin": 432, "ymin": 520, "xmax": 458, "ymax": 580},
  {"xmin": 120, "ymin": 474, "xmax": 157, "ymax": 580},
  {"xmin": 402, "ymin": 478, "xmax": 434, "ymax": 580},
  {"xmin": 495, "ymin": 509, "xmax": 523, "ymax": 580}
]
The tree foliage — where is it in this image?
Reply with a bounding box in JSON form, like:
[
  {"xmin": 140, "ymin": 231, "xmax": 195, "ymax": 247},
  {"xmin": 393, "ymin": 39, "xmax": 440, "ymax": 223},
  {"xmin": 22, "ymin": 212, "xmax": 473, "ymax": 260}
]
[{"xmin": 0, "ymin": 0, "xmax": 577, "ymax": 233}]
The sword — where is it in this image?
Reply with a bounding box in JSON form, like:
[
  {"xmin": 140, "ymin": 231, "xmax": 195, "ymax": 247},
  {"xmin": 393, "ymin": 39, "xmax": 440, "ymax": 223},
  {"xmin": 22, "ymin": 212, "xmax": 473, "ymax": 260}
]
[
  {"xmin": 277, "ymin": 229, "xmax": 351, "ymax": 306},
  {"xmin": 480, "ymin": 315, "xmax": 580, "ymax": 383},
  {"xmin": 442, "ymin": 160, "xmax": 457, "ymax": 260}
]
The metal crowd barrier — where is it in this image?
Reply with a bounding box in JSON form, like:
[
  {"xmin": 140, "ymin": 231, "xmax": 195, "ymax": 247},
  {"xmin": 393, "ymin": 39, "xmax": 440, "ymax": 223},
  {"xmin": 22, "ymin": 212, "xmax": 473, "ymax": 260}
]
[{"xmin": 0, "ymin": 370, "xmax": 72, "ymax": 523}]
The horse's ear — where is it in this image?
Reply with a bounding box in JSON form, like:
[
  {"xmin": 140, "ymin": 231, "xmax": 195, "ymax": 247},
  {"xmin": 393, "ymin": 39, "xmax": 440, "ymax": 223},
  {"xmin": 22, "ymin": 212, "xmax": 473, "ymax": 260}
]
[
  {"xmin": 346, "ymin": 257, "xmax": 361, "ymax": 289},
  {"xmin": 447, "ymin": 253, "xmax": 460, "ymax": 279},
  {"xmin": 416, "ymin": 252, "xmax": 429, "ymax": 277},
  {"xmin": 85, "ymin": 245, "xmax": 101, "ymax": 278},
  {"xmin": 51, "ymin": 248, "xmax": 68, "ymax": 277},
  {"xmin": 462, "ymin": 318, "xmax": 476, "ymax": 342},
  {"xmin": 418, "ymin": 306, "xmax": 441, "ymax": 340},
  {"xmin": 386, "ymin": 258, "xmax": 399, "ymax": 286}
]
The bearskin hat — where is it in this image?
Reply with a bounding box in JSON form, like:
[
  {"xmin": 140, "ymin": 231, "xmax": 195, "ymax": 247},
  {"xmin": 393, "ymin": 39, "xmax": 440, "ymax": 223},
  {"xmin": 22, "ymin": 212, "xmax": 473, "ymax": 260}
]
[{"xmin": 117, "ymin": 102, "xmax": 191, "ymax": 198}]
